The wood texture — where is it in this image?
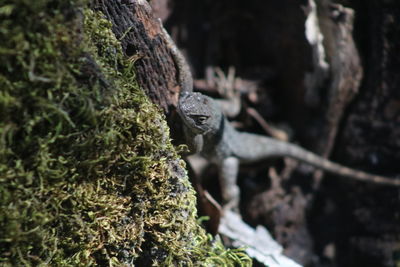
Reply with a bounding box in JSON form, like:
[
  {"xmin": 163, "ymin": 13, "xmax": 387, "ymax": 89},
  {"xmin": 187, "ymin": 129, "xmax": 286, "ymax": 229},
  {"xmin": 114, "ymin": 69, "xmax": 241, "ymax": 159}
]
[{"xmin": 92, "ymin": 0, "xmax": 181, "ymax": 113}]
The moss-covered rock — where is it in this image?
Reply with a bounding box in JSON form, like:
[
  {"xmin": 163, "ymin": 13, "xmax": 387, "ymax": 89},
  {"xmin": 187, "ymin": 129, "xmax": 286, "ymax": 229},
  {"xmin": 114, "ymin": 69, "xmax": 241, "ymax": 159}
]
[{"xmin": 0, "ymin": 0, "xmax": 251, "ymax": 266}]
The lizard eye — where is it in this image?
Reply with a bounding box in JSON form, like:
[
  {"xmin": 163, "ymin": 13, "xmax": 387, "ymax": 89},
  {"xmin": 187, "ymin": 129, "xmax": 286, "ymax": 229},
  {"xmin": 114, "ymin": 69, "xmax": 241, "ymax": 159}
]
[{"xmin": 192, "ymin": 115, "xmax": 208, "ymax": 125}]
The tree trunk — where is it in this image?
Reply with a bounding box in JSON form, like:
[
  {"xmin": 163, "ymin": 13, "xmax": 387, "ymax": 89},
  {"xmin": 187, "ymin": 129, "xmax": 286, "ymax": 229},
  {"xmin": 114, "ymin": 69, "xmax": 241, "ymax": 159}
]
[
  {"xmin": 92, "ymin": 0, "xmax": 181, "ymax": 114},
  {"xmin": 325, "ymin": 1, "xmax": 400, "ymax": 266},
  {"xmin": 0, "ymin": 0, "xmax": 250, "ymax": 266}
]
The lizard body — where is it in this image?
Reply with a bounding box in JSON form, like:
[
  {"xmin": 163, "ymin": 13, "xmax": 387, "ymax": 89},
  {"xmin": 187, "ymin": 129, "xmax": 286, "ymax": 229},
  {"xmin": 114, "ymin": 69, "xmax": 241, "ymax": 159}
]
[
  {"xmin": 160, "ymin": 23, "xmax": 400, "ymax": 210},
  {"xmin": 178, "ymin": 91, "xmax": 400, "ymax": 209}
]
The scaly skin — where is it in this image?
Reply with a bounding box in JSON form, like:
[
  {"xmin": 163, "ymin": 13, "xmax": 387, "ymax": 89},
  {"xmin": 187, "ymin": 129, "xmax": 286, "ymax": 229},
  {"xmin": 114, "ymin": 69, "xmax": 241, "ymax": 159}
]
[
  {"xmin": 160, "ymin": 22, "xmax": 400, "ymax": 210},
  {"xmin": 178, "ymin": 92, "xmax": 400, "ymax": 210}
]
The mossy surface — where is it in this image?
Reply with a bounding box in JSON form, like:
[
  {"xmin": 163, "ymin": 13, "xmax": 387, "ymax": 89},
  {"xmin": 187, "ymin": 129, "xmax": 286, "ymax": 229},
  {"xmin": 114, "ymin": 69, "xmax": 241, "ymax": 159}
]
[{"xmin": 0, "ymin": 0, "xmax": 251, "ymax": 266}]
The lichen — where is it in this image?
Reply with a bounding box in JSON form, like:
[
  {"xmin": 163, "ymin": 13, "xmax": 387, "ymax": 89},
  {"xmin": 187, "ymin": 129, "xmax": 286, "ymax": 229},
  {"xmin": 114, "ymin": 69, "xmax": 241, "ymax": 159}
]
[{"xmin": 0, "ymin": 0, "xmax": 251, "ymax": 266}]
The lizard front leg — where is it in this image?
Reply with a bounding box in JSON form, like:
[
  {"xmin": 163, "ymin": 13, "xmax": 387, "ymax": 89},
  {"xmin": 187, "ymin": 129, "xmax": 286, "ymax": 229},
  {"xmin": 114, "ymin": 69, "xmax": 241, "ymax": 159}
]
[
  {"xmin": 218, "ymin": 157, "xmax": 240, "ymax": 211},
  {"xmin": 182, "ymin": 126, "xmax": 204, "ymax": 154}
]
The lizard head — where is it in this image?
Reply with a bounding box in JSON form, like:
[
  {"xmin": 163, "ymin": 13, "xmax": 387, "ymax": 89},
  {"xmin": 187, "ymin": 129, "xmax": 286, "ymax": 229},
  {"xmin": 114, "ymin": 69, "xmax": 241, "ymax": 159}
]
[{"xmin": 178, "ymin": 92, "xmax": 223, "ymax": 135}]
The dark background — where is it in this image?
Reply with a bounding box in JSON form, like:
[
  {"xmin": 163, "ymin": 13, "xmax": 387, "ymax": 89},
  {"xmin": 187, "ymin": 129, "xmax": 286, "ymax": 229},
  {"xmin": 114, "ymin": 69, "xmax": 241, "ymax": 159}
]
[{"xmin": 154, "ymin": 0, "xmax": 400, "ymax": 266}]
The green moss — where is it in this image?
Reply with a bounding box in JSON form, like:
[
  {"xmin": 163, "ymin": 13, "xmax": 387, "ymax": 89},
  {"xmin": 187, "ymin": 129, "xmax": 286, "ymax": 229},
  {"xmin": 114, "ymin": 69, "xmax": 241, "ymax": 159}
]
[{"xmin": 0, "ymin": 0, "xmax": 251, "ymax": 266}]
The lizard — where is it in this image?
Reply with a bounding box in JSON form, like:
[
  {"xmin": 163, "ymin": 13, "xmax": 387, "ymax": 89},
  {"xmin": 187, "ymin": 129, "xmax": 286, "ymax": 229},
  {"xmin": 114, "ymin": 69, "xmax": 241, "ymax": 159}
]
[
  {"xmin": 159, "ymin": 21, "xmax": 400, "ymax": 210},
  {"xmin": 177, "ymin": 91, "xmax": 400, "ymax": 210}
]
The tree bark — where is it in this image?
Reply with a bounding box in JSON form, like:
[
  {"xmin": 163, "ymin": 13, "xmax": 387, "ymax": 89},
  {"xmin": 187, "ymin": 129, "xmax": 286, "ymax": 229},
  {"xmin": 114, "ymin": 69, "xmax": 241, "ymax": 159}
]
[
  {"xmin": 92, "ymin": 0, "xmax": 181, "ymax": 113},
  {"xmin": 328, "ymin": 1, "xmax": 400, "ymax": 266},
  {"xmin": 0, "ymin": 1, "xmax": 252, "ymax": 265}
]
